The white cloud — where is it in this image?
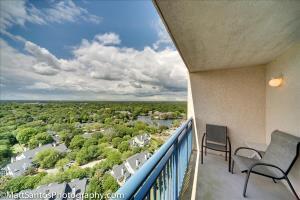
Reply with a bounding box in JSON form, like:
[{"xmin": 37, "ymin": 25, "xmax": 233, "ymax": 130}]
[
  {"xmin": 26, "ymin": 82, "xmax": 53, "ymax": 90},
  {"xmin": 25, "ymin": 41, "xmax": 60, "ymax": 69},
  {"xmin": 45, "ymin": 0, "xmax": 102, "ymax": 24},
  {"xmin": 94, "ymin": 33, "xmax": 121, "ymax": 45},
  {"xmin": 152, "ymin": 20, "xmax": 173, "ymax": 50},
  {"xmin": 0, "ymin": 32, "xmax": 187, "ymax": 100},
  {"xmin": 0, "ymin": 0, "xmax": 101, "ymax": 31},
  {"xmin": 0, "ymin": 0, "xmax": 45, "ymax": 30},
  {"xmin": 32, "ymin": 63, "xmax": 59, "ymax": 76}
]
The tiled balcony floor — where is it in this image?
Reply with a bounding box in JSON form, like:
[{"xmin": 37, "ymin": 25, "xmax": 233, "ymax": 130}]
[{"xmin": 181, "ymin": 151, "xmax": 295, "ymax": 200}]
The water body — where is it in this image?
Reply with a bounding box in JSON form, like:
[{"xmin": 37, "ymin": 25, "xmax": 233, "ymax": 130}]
[{"xmin": 137, "ymin": 116, "xmax": 173, "ymax": 127}]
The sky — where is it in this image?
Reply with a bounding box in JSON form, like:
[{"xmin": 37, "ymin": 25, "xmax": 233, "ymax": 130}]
[{"xmin": 0, "ymin": 0, "xmax": 187, "ymax": 101}]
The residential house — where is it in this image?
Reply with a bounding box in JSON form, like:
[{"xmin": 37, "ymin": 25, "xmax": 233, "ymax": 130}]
[
  {"xmin": 111, "ymin": 152, "xmax": 151, "ymax": 185},
  {"xmin": 5, "ymin": 158, "xmax": 32, "ymax": 177},
  {"xmin": 110, "ymin": 164, "xmax": 131, "ymax": 186},
  {"xmin": 15, "ymin": 178, "xmax": 87, "ymax": 200},
  {"xmin": 124, "ymin": 152, "xmax": 151, "ymax": 175},
  {"xmin": 129, "ymin": 134, "xmax": 151, "ymax": 147},
  {"xmin": 6, "ymin": 144, "xmax": 68, "ymax": 177}
]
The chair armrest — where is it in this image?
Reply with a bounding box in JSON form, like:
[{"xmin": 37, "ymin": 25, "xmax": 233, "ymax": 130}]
[
  {"xmin": 249, "ymin": 162, "xmax": 285, "ymax": 177},
  {"xmin": 234, "ymin": 147, "xmax": 263, "ymax": 159}
]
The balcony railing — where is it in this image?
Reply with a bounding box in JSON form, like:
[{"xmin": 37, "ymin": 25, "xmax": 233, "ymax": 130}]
[{"xmin": 112, "ymin": 118, "xmax": 193, "ymax": 200}]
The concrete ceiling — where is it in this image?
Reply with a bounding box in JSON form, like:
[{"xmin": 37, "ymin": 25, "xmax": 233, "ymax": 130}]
[{"xmin": 153, "ymin": 0, "xmax": 300, "ymax": 72}]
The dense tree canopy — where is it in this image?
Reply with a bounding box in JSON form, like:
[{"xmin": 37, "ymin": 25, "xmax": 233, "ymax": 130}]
[
  {"xmin": 33, "ymin": 149, "xmax": 63, "ymax": 169},
  {"xmin": 0, "ymin": 101, "xmax": 186, "ymax": 195}
]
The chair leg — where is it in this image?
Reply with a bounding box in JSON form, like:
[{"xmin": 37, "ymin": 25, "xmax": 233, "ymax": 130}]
[
  {"xmin": 201, "ymin": 134, "xmax": 205, "ymax": 164},
  {"xmin": 272, "ymin": 178, "xmax": 277, "ymax": 183},
  {"xmin": 228, "ymin": 150, "xmax": 231, "ymax": 172},
  {"xmin": 201, "ymin": 143, "xmax": 204, "ymax": 164},
  {"xmin": 243, "ymin": 171, "xmax": 251, "ymax": 197},
  {"xmin": 231, "ymin": 160, "xmax": 235, "ymax": 174},
  {"xmin": 201, "ymin": 147, "xmax": 203, "ymax": 164},
  {"xmin": 285, "ymin": 175, "xmax": 300, "ymax": 200},
  {"xmin": 225, "ymin": 151, "xmax": 227, "ymax": 161}
]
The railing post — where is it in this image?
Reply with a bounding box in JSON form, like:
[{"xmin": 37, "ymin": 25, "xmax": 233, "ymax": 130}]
[{"xmin": 174, "ymin": 138, "xmax": 178, "ymax": 200}]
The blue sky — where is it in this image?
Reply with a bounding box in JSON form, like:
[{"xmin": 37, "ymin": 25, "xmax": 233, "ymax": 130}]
[{"xmin": 0, "ymin": 0, "xmax": 187, "ymax": 101}]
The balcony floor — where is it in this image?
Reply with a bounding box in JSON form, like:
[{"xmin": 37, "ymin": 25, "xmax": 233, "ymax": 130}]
[{"xmin": 181, "ymin": 151, "xmax": 295, "ymax": 200}]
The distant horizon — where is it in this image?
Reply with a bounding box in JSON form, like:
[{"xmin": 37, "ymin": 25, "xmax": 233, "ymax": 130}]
[{"xmin": 0, "ymin": 99, "xmax": 187, "ymax": 102}]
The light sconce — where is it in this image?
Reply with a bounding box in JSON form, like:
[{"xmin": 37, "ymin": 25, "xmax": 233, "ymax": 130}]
[{"xmin": 268, "ymin": 76, "xmax": 283, "ymax": 87}]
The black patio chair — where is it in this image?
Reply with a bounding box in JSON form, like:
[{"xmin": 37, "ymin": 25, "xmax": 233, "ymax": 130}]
[
  {"xmin": 232, "ymin": 130, "xmax": 300, "ymax": 199},
  {"xmin": 201, "ymin": 124, "xmax": 231, "ymax": 172}
]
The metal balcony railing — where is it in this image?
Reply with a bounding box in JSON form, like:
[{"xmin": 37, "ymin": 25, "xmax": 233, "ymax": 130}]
[{"xmin": 112, "ymin": 118, "xmax": 193, "ymax": 200}]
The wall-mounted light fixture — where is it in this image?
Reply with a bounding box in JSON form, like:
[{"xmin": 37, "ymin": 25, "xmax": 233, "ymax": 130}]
[{"xmin": 268, "ymin": 76, "xmax": 283, "ymax": 87}]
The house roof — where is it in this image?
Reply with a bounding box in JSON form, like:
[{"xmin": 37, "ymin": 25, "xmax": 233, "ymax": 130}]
[
  {"xmin": 22, "ymin": 144, "xmax": 68, "ymax": 160},
  {"xmin": 66, "ymin": 178, "xmax": 87, "ymax": 200},
  {"xmin": 6, "ymin": 158, "xmax": 32, "ymax": 177},
  {"xmin": 111, "ymin": 164, "xmax": 131, "ymax": 181},
  {"xmin": 7, "ymin": 144, "xmax": 68, "ymax": 177},
  {"xmin": 15, "ymin": 179, "xmax": 87, "ymax": 200},
  {"xmin": 23, "ymin": 144, "xmax": 53, "ymax": 159},
  {"xmin": 135, "ymin": 134, "xmax": 150, "ymax": 142},
  {"xmin": 126, "ymin": 152, "xmax": 151, "ymax": 172}
]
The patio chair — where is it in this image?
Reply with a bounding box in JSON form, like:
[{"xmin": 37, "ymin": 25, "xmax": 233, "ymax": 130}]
[
  {"xmin": 232, "ymin": 130, "xmax": 300, "ymax": 199},
  {"xmin": 201, "ymin": 124, "xmax": 231, "ymax": 172}
]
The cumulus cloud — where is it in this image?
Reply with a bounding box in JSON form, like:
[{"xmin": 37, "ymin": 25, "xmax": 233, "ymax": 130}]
[
  {"xmin": 0, "ymin": 0, "xmax": 101, "ymax": 31},
  {"xmin": 32, "ymin": 63, "xmax": 59, "ymax": 76},
  {"xmin": 152, "ymin": 20, "xmax": 174, "ymax": 50},
  {"xmin": 25, "ymin": 41, "xmax": 60, "ymax": 69},
  {"xmin": 0, "ymin": 32, "xmax": 187, "ymax": 100},
  {"xmin": 94, "ymin": 33, "xmax": 121, "ymax": 45}
]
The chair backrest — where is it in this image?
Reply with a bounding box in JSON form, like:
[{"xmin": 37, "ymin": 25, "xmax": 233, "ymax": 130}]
[
  {"xmin": 206, "ymin": 124, "xmax": 227, "ymax": 145},
  {"xmin": 261, "ymin": 130, "xmax": 300, "ymax": 174}
]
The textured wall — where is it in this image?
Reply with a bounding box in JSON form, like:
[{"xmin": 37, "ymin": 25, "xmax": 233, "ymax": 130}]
[
  {"xmin": 265, "ymin": 43, "xmax": 300, "ymax": 196},
  {"xmin": 189, "ymin": 66, "xmax": 266, "ymax": 152}
]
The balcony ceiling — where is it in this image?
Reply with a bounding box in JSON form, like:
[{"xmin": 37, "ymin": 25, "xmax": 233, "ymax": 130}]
[{"xmin": 153, "ymin": 0, "xmax": 300, "ymax": 72}]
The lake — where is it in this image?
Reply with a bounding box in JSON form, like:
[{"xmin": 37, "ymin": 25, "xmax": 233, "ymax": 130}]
[{"xmin": 137, "ymin": 115, "xmax": 173, "ymax": 127}]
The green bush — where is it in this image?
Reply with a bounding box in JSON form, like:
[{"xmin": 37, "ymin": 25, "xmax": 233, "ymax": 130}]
[{"xmin": 33, "ymin": 149, "xmax": 63, "ymax": 169}]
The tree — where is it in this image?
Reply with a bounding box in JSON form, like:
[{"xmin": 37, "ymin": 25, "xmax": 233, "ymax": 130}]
[
  {"xmin": 28, "ymin": 132, "xmax": 53, "ymax": 149},
  {"xmin": 0, "ymin": 132, "xmax": 17, "ymax": 145},
  {"xmin": 106, "ymin": 151, "xmax": 122, "ymax": 166},
  {"xmin": 86, "ymin": 177, "xmax": 103, "ymax": 199},
  {"xmin": 16, "ymin": 127, "xmax": 38, "ymax": 144},
  {"xmin": 118, "ymin": 141, "xmax": 129, "ymax": 153},
  {"xmin": 33, "ymin": 149, "xmax": 63, "ymax": 169},
  {"xmin": 55, "ymin": 158, "xmax": 70, "ymax": 171},
  {"xmin": 0, "ymin": 144, "xmax": 11, "ymax": 158},
  {"xmin": 76, "ymin": 145, "xmax": 100, "ymax": 165},
  {"xmin": 102, "ymin": 174, "xmax": 119, "ymax": 193},
  {"xmin": 83, "ymin": 138, "xmax": 98, "ymax": 147},
  {"xmin": 69, "ymin": 135, "xmax": 85, "ymax": 150},
  {"xmin": 111, "ymin": 137, "xmax": 122, "ymax": 148},
  {"xmin": 93, "ymin": 160, "xmax": 112, "ymax": 176},
  {"xmin": 4, "ymin": 173, "xmax": 46, "ymax": 193}
]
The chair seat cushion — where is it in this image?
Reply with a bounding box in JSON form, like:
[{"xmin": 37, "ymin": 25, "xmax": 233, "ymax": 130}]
[
  {"xmin": 232, "ymin": 155, "xmax": 283, "ymax": 178},
  {"xmin": 205, "ymin": 142, "xmax": 227, "ymax": 151}
]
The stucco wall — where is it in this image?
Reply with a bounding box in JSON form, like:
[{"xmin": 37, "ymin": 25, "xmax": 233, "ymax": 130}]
[
  {"xmin": 265, "ymin": 43, "xmax": 300, "ymax": 196},
  {"xmin": 189, "ymin": 66, "xmax": 266, "ymax": 152}
]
